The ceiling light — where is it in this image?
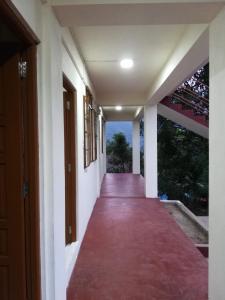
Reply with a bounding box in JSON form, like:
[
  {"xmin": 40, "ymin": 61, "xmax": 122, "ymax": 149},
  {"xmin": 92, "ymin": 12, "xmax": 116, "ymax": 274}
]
[
  {"xmin": 120, "ymin": 58, "xmax": 134, "ymax": 69},
  {"xmin": 115, "ymin": 106, "xmax": 122, "ymax": 111}
]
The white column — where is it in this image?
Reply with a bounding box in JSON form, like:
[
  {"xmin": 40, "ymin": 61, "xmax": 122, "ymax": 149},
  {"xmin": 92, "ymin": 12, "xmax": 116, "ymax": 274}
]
[
  {"xmin": 132, "ymin": 120, "xmax": 140, "ymax": 174},
  {"xmin": 96, "ymin": 115, "xmax": 101, "ymax": 197},
  {"xmin": 144, "ymin": 104, "xmax": 158, "ymax": 198},
  {"xmin": 103, "ymin": 121, "xmax": 107, "ymax": 174},
  {"xmin": 209, "ymin": 7, "xmax": 225, "ymax": 300}
]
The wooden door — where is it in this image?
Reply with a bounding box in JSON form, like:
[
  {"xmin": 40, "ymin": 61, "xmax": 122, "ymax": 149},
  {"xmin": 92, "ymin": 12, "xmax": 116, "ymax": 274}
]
[
  {"xmin": 63, "ymin": 83, "xmax": 76, "ymax": 245},
  {"xmin": 0, "ymin": 2, "xmax": 40, "ymax": 300},
  {"xmin": 0, "ymin": 54, "xmax": 27, "ymax": 299}
]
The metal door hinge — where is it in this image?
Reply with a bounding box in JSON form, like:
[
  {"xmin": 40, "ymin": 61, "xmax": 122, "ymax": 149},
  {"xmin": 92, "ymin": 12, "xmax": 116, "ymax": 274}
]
[
  {"xmin": 23, "ymin": 182, "xmax": 29, "ymax": 198},
  {"xmin": 66, "ymin": 101, "xmax": 71, "ymax": 110},
  {"xmin": 18, "ymin": 61, "xmax": 28, "ymax": 79}
]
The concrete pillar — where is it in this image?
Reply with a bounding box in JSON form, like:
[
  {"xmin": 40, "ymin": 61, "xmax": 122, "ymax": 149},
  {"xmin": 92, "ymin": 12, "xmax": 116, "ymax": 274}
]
[
  {"xmin": 103, "ymin": 121, "xmax": 107, "ymax": 174},
  {"xmin": 209, "ymin": 6, "xmax": 225, "ymax": 300},
  {"xmin": 144, "ymin": 104, "xmax": 158, "ymax": 198},
  {"xmin": 132, "ymin": 120, "xmax": 140, "ymax": 174},
  {"xmin": 96, "ymin": 115, "xmax": 101, "ymax": 197}
]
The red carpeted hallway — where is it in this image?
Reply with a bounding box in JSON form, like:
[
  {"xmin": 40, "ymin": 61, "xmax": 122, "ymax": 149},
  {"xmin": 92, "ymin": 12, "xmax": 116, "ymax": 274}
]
[{"xmin": 67, "ymin": 174, "xmax": 208, "ymax": 300}]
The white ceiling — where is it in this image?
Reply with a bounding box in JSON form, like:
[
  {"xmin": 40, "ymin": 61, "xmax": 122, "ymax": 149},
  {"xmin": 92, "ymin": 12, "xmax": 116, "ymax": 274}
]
[
  {"xmin": 53, "ymin": 1, "xmax": 224, "ymax": 119},
  {"xmin": 53, "ymin": 2, "xmax": 224, "ymax": 26},
  {"xmin": 52, "ymin": 0, "xmax": 225, "ymax": 4},
  {"xmin": 102, "ymin": 105, "xmax": 142, "ymax": 121},
  {"xmin": 71, "ymin": 25, "xmax": 187, "ymax": 100}
]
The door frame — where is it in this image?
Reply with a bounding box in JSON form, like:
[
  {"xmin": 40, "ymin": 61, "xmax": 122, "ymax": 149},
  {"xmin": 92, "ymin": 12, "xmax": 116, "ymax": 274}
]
[
  {"xmin": 63, "ymin": 74, "xmax": 77, "ymax": 245},
  {"xmin": 0, "ymin": 1, "xmax": 41, "ymax": 300}
]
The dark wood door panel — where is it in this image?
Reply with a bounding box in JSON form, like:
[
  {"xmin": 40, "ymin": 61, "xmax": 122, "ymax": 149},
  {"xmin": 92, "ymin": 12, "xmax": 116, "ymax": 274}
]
[
  {"xmin": 0, "ymin": 70, "xmax": 4, "ymax": 115},
  {"xmin": 0, "ymin": 54, "xmax": 26, "ymax": 300},
  {"xmin": 0, "ymin": 69, "xmax": 5, "ymax": 164},
  {"xmin": 0, "ymin": 126, "xmax": 4, "ymax": 152},
  {"xmin": 0, "ymin": 64, "xmax": 7, "ymax": 300},
  {"xmin": 0, "ymin": 160, "xmax": 6, "ymax": 219},
  {"xmin": 0, "ymin": 64, "xmax": 9, "ymax": 300},
  {"xmin": 63, "ymin": 78, "xmax": 76, "ymax": 245},
  {"xmin": 0, "ymin": 2, "xmax": 41, "ymax": 299},
  {"xmin": 0, "ymin": 115, "xmax": 5, "ymax": 165},
  {"xmin": 0, "ymin": 228, "xmax": 7, "ymax": 256},
  {"xmin": 0, "ymin": 266, "xmax": 8, "ymax": 300}
]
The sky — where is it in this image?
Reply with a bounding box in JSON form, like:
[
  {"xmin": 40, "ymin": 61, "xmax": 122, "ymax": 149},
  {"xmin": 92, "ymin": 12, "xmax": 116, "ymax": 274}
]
[
  {"xmin": 106, "ymin": 121, "xmax": 132, "ymax": 145},
  {"xmin": 105, "ymin": 121, "xmax": 144, "ymax": 150}
]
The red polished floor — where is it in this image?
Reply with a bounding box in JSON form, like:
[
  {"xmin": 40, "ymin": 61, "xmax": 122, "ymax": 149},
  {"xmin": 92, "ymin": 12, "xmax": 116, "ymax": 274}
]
[
  {"xmin": 100, "ymin": 173, "xmax": 145, "ymax": 198},
  {"xmin": 68, "ymin": 174, "xmax": 208, "ymax": 300}
]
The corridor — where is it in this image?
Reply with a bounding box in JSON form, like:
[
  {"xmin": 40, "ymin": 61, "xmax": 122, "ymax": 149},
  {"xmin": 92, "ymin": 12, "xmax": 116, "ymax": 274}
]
[
  {"xmin": 100, "ymin": 173, "xmax": 145, "ymax": 198},
  {"xmin": 67, "ymin": 174, "xmax": 208, "ymax": 300}
]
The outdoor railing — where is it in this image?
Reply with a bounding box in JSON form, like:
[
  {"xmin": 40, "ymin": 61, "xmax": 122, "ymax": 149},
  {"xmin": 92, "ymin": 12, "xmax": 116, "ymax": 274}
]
[{"xmin": 168, "ymin": 79, "xmax": 209, "ymax": 119}]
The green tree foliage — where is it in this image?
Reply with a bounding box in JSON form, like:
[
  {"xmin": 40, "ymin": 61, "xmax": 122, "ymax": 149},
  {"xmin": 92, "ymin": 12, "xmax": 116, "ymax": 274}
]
[
  {"xmin": 107, "ymin": 132, "xmax": 132, "ymax": 173},
  {"xmin": 182, "ymin": 63, "xmax": 209, "ymax": 96},
  {"xmin": 174, "ymin": 63, "xmax": 209, "ymax": 116},
  {"xmin": 158, "ymin": 115, "xmax": 208, "ymax": 215},
  {"xmin": 140, "ymin": 64, "xmax": 209, "ymax": 215},
  {"xmin": 140, "ymin": 119, "xmax": 144, "ymax": 176}
]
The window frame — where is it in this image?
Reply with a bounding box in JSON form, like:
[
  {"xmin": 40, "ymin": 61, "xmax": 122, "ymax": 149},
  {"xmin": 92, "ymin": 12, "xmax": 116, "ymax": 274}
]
[{"xmin": 84, "ymin": 87, "xmax": 97, "ymax": 168}]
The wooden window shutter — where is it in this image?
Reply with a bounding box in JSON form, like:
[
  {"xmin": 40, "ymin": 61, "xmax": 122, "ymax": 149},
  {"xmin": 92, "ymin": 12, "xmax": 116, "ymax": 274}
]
[
  {"xmin": 83, "ymin": 87, "xmax": 98, "ymax": 167},
  {"xmin": 83, "ymin": 95, "xmax": 91, "ymax": 168}
]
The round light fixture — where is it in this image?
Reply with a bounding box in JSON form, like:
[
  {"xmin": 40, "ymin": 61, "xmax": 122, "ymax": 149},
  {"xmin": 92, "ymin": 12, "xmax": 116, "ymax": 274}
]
[
  {"xmin": 115, "ymin": 106, "xmax": 122, "ymax": 111},
  {"xmin": 120, "ymin": 58, "xmax": 134, "ymax": 69}
]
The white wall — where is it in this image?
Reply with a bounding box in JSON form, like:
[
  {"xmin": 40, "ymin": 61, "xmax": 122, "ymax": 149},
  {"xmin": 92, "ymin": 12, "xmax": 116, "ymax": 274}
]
[
  {"xmin": 97, "ymin": 112, "xmax": 106, "ymax": 195},
  {"xmin": 61, "ymin": 29, "xmax": 102, "ymax": 284},
  {"xmin": 11, "ymin": 0, "xmax": 42, "ymax": 37},
  {"xmin": 41, "ymin": 8, "xmax": 66, "ymax": 300},
  {"xmin": 144, "ymin": 105, "xmax": 158, "ymax": 198},
  {"xmin": 209, "ymin": 6, "xmax": 225, "ymax": 300},
  {"xmin": 10, "ymin": 1, "xmax": 105, "ymax": 300}
]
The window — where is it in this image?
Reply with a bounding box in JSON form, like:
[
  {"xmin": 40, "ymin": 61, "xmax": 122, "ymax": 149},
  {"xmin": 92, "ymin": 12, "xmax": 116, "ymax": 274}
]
[
  {"xmin": 84, "ymin": 87, "xmax": 97, "ymax": 168},
  {"xmin": 91, "ymin": 109, "xmax": 97, "ymax": 161}
]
